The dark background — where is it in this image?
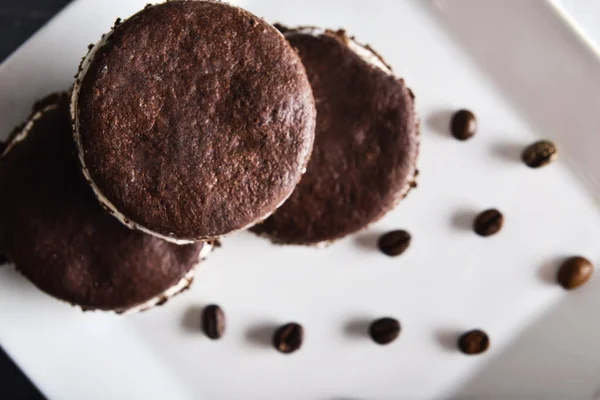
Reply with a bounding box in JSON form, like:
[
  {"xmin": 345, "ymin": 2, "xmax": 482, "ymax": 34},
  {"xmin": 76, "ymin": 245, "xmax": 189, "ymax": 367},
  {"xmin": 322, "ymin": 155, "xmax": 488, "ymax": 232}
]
[
  {"xmin": 0, "ymin": 2, "xmax": 72, "ymax": 398},
  {"xmin": 0, "ymin": 0, "xmax": 71, "ymax": 60}
]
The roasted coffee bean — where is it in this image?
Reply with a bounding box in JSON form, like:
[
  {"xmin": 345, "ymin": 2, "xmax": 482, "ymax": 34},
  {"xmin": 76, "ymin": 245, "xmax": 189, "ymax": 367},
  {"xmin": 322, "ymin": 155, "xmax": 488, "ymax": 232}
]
[
  {"xmin": 458, "ymin": 329, "xmax": 489, "ymax": 355},
  {"xmin": 378, "ymin": 230, "xmax": 411, "ymax": 256},
  {"xmin": 473, "ymin": 209, "xmax": 503, "ymax": 237},
  {"xmin": 557, "ymin": 256, "xmax": 593, "ymax": 290},
  {"xmin": 369, "ymin": 317, "xmax": 401, "ymax": 345},
  {"xmin": 201, "ymin": 304, "xmax": 226, "ymax": 339},
  {"xmin": 273, "ymin": 322, "xmax": 303, "ymax": 354},
  {"xmin": 450, "ymin": 109, "xmax": 477, "ymax": 140},
  {"xmin": 522, "ymin": 140, "xmax": 557, "ymax": 168}
]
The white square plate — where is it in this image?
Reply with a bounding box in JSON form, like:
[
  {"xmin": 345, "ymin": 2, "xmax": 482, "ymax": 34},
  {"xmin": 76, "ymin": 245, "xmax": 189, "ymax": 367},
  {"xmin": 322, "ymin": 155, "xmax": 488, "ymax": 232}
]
[{"xmin": 2, "ymin": 1, "xmax": 600, "ymax": 399}]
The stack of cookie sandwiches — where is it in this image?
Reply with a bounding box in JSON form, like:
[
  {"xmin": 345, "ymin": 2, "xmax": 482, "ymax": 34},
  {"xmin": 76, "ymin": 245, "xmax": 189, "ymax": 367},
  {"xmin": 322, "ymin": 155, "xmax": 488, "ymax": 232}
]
[{"xmin": 0, "ymin": 1, "xmax": 418, "ymax": 312}]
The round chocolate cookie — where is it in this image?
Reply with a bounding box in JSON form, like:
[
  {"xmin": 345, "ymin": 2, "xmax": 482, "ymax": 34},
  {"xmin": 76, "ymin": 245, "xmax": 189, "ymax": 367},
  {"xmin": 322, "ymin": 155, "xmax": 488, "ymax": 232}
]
[
  {"xmin": 0, "ymin": 94, "xmax": 212, "ymax": 313},
  {"xmin": 252, "ymin": 27, "xmax": 419, "ymax": 245},
  {"xmin": 72, "ymin": 1, "xmax": 316, "ymax": 243}
]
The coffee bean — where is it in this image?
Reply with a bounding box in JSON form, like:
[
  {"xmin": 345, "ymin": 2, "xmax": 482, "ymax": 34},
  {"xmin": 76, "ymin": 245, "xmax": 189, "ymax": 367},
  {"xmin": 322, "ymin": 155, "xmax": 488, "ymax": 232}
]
[
  {"xmin": 557, "ymin": 256, "xmax": 593, "ymax": 290},
  {"xmin": 273, "ymin": 323, "xmax": 303, "ymax": 354},
  {"xmin": 522, "ymin": 140, "xmax": 557, "ymax": 168},
  {"xmin": 378, "ymin": 230, "xmax": 411, "ymax": 256},
  {"xmin": 458, "ymin": 329, "xmax": 489, "ymax": 355},
  {"xmin": 201, "ymin": 304, "xmax": 226, "ymax": 339},
  {"xmin": 450, "ymin": 109, "xmax": 477, "ymax": 141},
  {"xmin": 473, "ymin": 209, "xmax": 503, "ymax": 237},
  {"xmin": 369, "ymin": 317, "xmax": 401, "ymax": 345}
]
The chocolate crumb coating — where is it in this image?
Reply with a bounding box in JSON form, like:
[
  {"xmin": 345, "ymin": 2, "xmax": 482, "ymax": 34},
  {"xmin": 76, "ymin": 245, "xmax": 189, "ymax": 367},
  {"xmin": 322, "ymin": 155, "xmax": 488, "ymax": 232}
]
[
  {"xmin": 0, "ymin": 94, "xmax": 205, "ymax": 312},
  {"xmin": 75, "ymin": 1, "xmax": 316, "ymax": 241},
  {"xmin": 253, "ymin": 28, "xmax": 419, "ymax": 245}
]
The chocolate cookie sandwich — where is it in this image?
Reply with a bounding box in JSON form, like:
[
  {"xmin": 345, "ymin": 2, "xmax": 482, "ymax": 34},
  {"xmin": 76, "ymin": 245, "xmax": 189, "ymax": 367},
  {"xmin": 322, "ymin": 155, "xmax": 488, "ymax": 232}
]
[
  {"xmin": 253, "ymin": 27, "xmax": 419, "ymax": 245},
  {"xmin": 71, "ymin": 1, "xmax": 316, "ymax": 243},
  {"xmin": 0, "ymin": 94, "xmax": 212, "ymax": 313}
]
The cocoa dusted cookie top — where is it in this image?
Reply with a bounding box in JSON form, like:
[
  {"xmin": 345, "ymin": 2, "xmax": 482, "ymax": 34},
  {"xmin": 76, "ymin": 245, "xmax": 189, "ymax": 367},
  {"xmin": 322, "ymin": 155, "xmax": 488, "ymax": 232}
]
[
  {"xmin": 0, "ymin": 94, "xmax": 207, "ymax": 313},
  {"xmin": 73, "ymin": 1, "xmax": 316, "ymax": 242},
  {"xmin": 253, "ymin": 28, "xmax": 419, "ymax": 245}
]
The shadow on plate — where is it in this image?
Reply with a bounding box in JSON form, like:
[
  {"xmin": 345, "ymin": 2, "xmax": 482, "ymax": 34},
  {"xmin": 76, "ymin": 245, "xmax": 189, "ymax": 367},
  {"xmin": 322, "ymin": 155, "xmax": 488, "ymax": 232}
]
[
  {"xmin": 181, "ymin": 305, "xmax": 204, "ymax": 333},
  {"xmin": 489, "ymin": 140, "xmax": 525, "ymax": 164},
  {"xmin": 245, "ymin": 322, "xmax": 280, "ymax": 348},
  {"xmin": 343, "ymin": 316, "xmax": 372, "ymax": 339},
  {"xmin": 426, "ymin": 109, "xmax": 453, "ymax": 138},
  {"xmin": 353, "ymin": 232, "xmax": 383, "ymax": 252},
  {"xmin": 450, "ymin": 209, "xmax": 477, "ymax": 232},
  {"xmin": 434, "ymin": 328, "xmax": 463, "ymax": 353},
  {"xmin": 537, "ymin": 256, "xmax": 568, "ymax": 286}
]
